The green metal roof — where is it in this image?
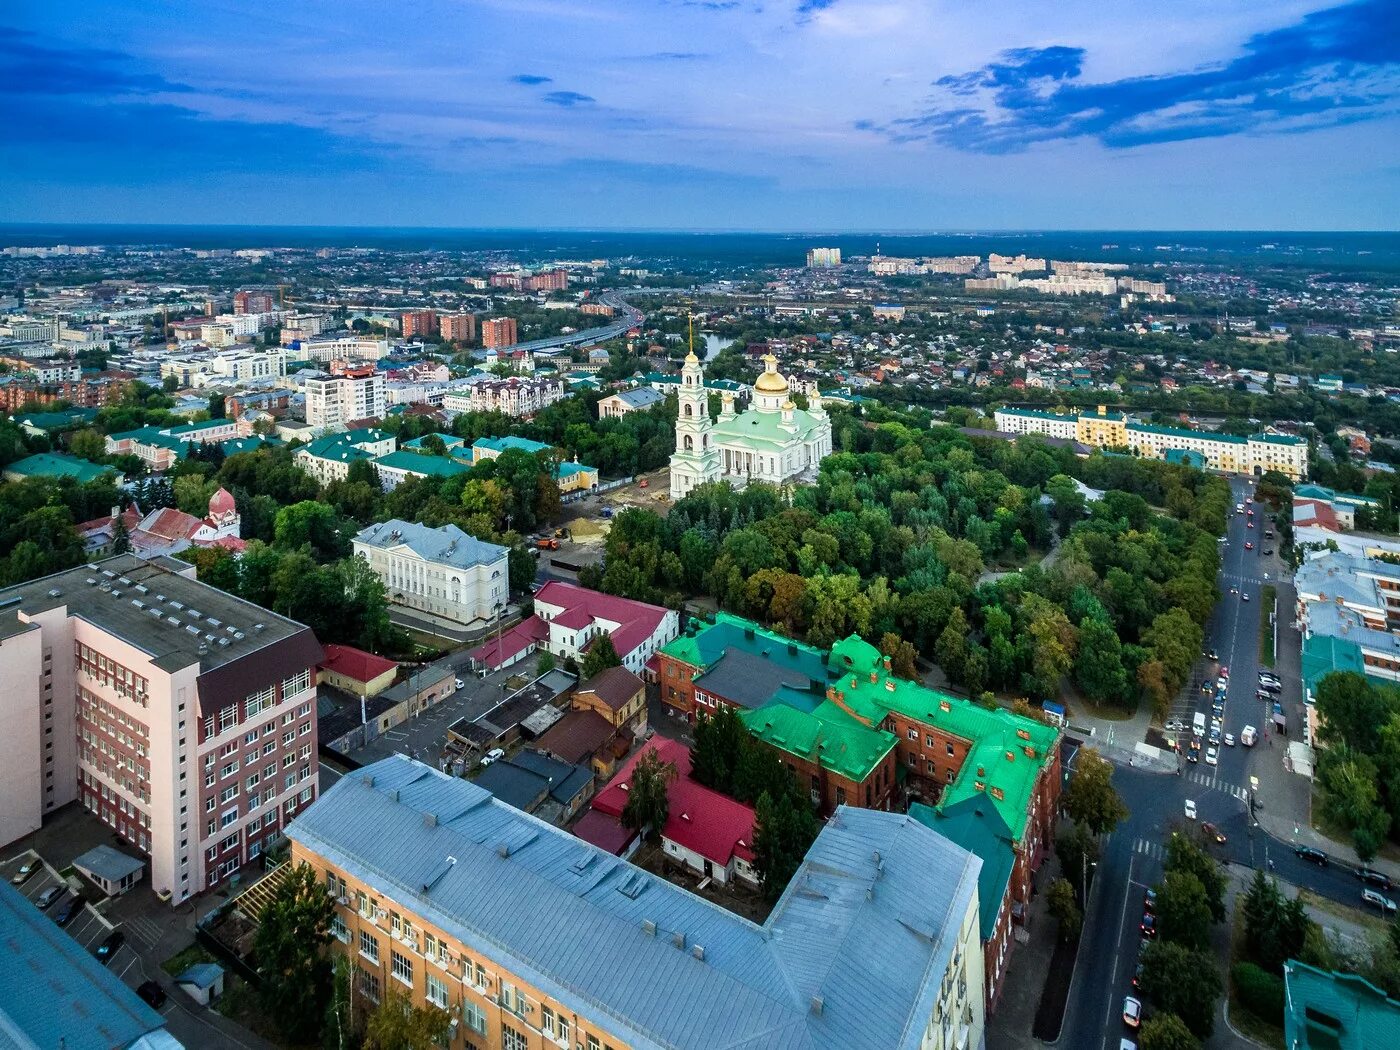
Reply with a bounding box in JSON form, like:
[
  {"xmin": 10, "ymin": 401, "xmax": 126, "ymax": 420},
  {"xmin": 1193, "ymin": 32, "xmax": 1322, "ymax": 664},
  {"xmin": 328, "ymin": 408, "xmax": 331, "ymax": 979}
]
[
  {"xmin": 997, "ymin": 407, "xmax": 1077, "ymax": 422},
  {"xmin": 1127, "ymin": 422, "xmax": 1247, "ymax": 444},
  {"xmin": 472, "ymin": 435, "xmax": 553, "ymax": 457},
  {"xmin": 1295, "ymin": 483, "xmax": 1379, "ymax": 507},
  {"xmin": 1252, "ymin": 433, "xmax": 1306, "ymax": 446},
  {"xmin": 710, "ymin": 405, "xmax": 827, "ymax": 447},
  {"xmin": 4, "ymin": 452, "xmax": 114, "ymax": 484},
  {"xmin": 372, "ymin": 450, "xmax": 471, "ymax": 477},
  {"xmin": 1300, "ymin": 634, "xmax": 1388, "ymax": 699},
  {"xmin": 739, "ymin": 700, "xmax": 896, "ymax": 783},
  {"xmin": 909, "ymin": 797, "xmax": 1015, "ymax": 941},
  {"xmin": 1284, "ymin": 960, "xmax": 1400, "ymax": 1049}
]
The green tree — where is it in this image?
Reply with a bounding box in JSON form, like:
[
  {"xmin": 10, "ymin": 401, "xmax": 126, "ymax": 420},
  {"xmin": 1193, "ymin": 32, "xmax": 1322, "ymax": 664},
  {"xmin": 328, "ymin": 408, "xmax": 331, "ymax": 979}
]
[
  {"xmin": 1047, "ymin": 877, "xmax": 1082, "ymax": 941},
  {"xmin": 420, "ymin": 433, "xmax": 448, "ymax": 457},
  {"xmin": 690, "ymin": 705, "xmax": 749, "ymax": 796},
  {"xmin": 1241, "ymin": 870, "xmax": 1311, "ymax": 973},
  {"xmin": 1074, "ymin": 616, "xmax": 1129, "ymax": 703},
  {"xmin": 1139, "ymin": 941, "xmax": 1222, "ymax": 1038},
  {"xmin": 879, "ymin": 632, "xmax": 920, "ymax": 680},
  {"xmin": 322, "ymin": 954, "xmax": 357, "ymax": 1050},
  {"xmin": 274, "ymin": 500, "xmax": 349, "ymax": 561},
  {"xmin": 68, "ymin": 428, "xmax": 106, "ymax": 461},
  {"xmin": 1165, "ymin": 830, "xmax": 1227, "ymax": 923},
  {"xmin": 1138, "ymin": 1012, "xmax": 1201, "ymax": 1050},
  {"xmin": 1061, "ymin": 748, "xmax": 1128, "ymax": 836},
  {"xmin": 752, "ymin": 790, "xmax": 819, "ymax": 903},
  {"xmin": 111, "ymin": 515, "xmax": 132, "ymax": 555},
  {"xmin": 1232, "ymin": 962, "xmax": 1286, "ymax": 1025},
  {"xmin": 1155, "ymin": 871, "xmax": 1214, "ymax": 952},
  {"xmin": 362, "ymin": 989, "xmax": 451, "ymax": 1050},
  {"xmin": 581, "ymin": 632, "xmax": 623, "ymax": 679},
  {"xmin": 254, "ymin": 862, "xmax": 336, "ymax": 1044},
  {"xmin": 935, "ymin": 607, "xmax": 971, "ymax": 683},
  {"xmin": 1056, "ymin": 821, "xmax": 1100, "ymax": 898},
  {"xmin": 621, "ymin": 747, "xmax": 676, "ymax": 840},
  {"xmin": 1315, "ymin": 672, "xmax": 1398, "ymax": 753},
  {"xmin": 537, "ymin": 650, "xmax": 556, "ymax": 674}
]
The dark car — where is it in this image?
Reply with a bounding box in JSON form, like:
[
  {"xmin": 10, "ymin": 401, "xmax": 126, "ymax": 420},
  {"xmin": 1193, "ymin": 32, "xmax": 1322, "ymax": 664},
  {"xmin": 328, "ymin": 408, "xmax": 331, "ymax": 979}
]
[
  {"xmin": 50, "ymin": 893, "xmax": 80, "ymax": 927},
  {"xmin": 1201, "ymin": 822, "xmax": 1227, "ymax": 844},
  {"xmin": 1140, "ymin": 912, "xmax": 1157, "ymax": 937},
  {"xmin": 1144, "ymin": 888, "xmax": 1157, "ymax": 913},
  {"xmin": 1295, "ymin": 846, "xmax": 1329, "ymax": 866},
  {"xmin": 1357, "ymin": 868, "xmax": 1393, "ymax": 890},
  {"xmin": 136, "ymin": 981, "xmax": 167, "ymax": 1010},
  {"xmin": 35, "ymin": 885, "xmax": 63, "ymax": 910},
  {"xmin": 93, "ymin": 929, "xmax": 125, "ymax": 964},
  {"xmin": 1133, "ymin": 961, "xmax": 1146, "ymax": 989}
]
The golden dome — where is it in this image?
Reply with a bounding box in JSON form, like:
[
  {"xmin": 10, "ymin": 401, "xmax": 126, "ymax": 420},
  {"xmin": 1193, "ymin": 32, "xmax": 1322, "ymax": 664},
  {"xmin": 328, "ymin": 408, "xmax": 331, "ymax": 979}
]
[
  {"xmin": 684, "ymin": 350, "xmax": 699, "ymax": 365},
  {"xmin": 754, "ymin": 353, "xmax": 789, "ymax": 394}
]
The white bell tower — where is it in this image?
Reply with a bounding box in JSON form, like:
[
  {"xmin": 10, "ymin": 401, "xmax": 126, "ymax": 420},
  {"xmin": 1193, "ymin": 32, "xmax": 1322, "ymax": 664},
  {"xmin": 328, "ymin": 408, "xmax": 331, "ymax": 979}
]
[{"xmin": 668, "ymin": 317, "xmax": 721, "ymax": 500}]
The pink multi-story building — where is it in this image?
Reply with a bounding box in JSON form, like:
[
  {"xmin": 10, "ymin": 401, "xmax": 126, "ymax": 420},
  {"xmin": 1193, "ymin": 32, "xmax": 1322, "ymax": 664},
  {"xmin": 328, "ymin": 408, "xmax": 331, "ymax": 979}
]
[{"xmin": 0, "ymin": 554, "xmax": 323, "ymax": 904}]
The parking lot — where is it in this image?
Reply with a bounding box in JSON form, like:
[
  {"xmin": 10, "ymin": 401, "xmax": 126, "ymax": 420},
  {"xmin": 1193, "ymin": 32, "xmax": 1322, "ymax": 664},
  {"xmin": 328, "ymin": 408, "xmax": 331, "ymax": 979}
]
[{"xmin": 3, "ymin": 848, "xmax": 134, "ymax": 977}]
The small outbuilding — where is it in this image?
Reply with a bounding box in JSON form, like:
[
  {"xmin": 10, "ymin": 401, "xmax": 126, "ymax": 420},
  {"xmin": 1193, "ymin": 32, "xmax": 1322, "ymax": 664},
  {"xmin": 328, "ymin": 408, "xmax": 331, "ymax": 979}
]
[
  {"xmin": 72, "ymin": 845, "xmax": 144, "ymax": 897},
  {"xmin": 176, "ymin": 962, "xmax": 225, "ymax": 1005}
]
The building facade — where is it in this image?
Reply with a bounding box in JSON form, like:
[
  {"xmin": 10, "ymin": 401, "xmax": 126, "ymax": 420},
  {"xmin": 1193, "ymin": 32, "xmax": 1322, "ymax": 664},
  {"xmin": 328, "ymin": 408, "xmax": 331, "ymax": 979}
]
[
  {"xmin": 462, "ymin": 376, "xmax": 566, "ymax": 417},
  {"xmin": 481, "ymin": 317, "xmax": 519, "ymax": 350},
  {"xmin": 288, "ymin": 753, "xmax": 986, "ymax": 1050},
  {"xmin": 439, "ymin": 313, "xmax": 477, "ymax": 343},
  {"xmin": 353, "ymin": 520, "xmax": 509, "ymax": 627},
  {"xmin": 0, "ymin": 555, "xmax": 322, "ymax": 902},
  {"xmin": 305, "ymin": 367, "xmax": 387, "ymax": 432},
  {"xmin": 294, "ymin": 428, "xmax": 397, "ymax": 486},
  {"xmin": 993, "ymin": 406, "xmax": 1309, "ymax": 480}
]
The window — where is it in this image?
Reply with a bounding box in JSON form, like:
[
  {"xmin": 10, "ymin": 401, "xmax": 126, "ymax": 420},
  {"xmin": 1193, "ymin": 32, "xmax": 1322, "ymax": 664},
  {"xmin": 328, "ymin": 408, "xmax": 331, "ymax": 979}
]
[
  {"xmin": 218, "ymin": 706, "xmax": 238, "ymax": 733},
  {"xmin": 907, "ymin": 728, "xmax": 917, "ymax": 741},
  {"xmin": 391, "ymin": 949, "xmax": 412, "ymax": 986},
  {"xmin": 359, "ymin": 930, "xmax": 379, "ymax": 963},
  {"xmin": 245, "ymin": 686, "xmax": 273, "ymax": 718},
  {"xmin": 220, "ymin": 784, "xmax": 238, "ymax": 803},
  {"xmin": 357, "ymin": 968, "xmax": 380, "ymax": 1004},
  {"xmin": 462, "ymin": 1001, "xmax": 487, "ymax": 1036},
  {"xmin": 426, "ymin": 973, "xmax": 448, "ymax": 1009},
  {"xmin": 587, "ymin": 1037, "xmax": 601, "ymax": 1050},
  {"xmin": 220, "ymin": 809, "xmax": 238, "ymax": 828},
  {"xmin": 542, "ymin": 1005, "xmax": 570, "ymax": 1045},
  {"xmin": 282, "ymin": 669, "xmax": 311, "ymax": 697},
  {"xmin": 502, "ymin": 1025, "xmax": 528, "ymax": 1050},
  {"xmin": 330, "ymin": 914, "xmax": 349, "ymax": 942}
]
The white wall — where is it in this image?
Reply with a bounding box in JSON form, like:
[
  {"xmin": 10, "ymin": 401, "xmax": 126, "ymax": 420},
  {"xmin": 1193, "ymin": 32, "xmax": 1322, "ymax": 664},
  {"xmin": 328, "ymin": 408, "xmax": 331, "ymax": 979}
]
[{"xmin": 0, "ymin": 625, "xmax": 43, "ymax": 846}]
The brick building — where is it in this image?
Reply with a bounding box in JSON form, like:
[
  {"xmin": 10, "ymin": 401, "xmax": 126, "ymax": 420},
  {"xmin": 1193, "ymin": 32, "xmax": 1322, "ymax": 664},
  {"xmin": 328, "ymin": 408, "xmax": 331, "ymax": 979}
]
[
  {"xmin": 400, "ymin": 310, "xmax": 438, "ymax": 340},
  {"xmin": 481, "ymin": 317, "xmax": 518, "ymax": 350},
  {"xmin": 0, "ymin": 555, "xmax": 322, "ymax": 904},
  {"xmin": 439, "ymin": 313, "xmax": 476, "ymax": 343}
]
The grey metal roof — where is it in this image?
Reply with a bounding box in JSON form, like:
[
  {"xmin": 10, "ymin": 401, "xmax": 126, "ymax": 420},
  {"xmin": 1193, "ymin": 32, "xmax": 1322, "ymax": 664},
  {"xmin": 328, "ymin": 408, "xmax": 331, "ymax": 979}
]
[
  {"xmin": 73, "ymin": 844, "xmax": 144, "ymax": 883},
  {"xmin": 611, "ymin": 387, "xmax": 665, "ymax": 410},
  {"xmin": 287, "ymin": 755, "xmax": 979, "ymax": 1050},
  {"xmin": 354, "ymin": 519, "xmax": 508, "ymax": 571},
  {"xmin": 0, "ymin": 880, "xmax": 175, "ymax": 1050},
  {"xmin": 693, "ymin": 648, "xmax": 821, "ymax": 709}
]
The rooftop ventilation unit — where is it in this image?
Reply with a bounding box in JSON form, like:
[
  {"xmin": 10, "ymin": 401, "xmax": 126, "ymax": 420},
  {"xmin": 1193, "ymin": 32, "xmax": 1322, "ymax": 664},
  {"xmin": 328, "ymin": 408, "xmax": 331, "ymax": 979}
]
[
  {"xmin": 233, "ymin": 631, "xmax": 245, "ymax": 640},
  {"xmin": 118, "ymin": 577, "xmax": 132, "ymax": 585},
  {"xmin": 85, "ymin": 578, "xmax": 97, "ymax": 586}
]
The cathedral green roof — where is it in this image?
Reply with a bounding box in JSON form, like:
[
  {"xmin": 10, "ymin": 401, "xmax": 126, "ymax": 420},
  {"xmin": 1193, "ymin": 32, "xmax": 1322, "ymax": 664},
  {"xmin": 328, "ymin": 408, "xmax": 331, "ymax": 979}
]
[{"xmin": 710, "ymin": 405, "xmax": 827, "ymax": 447}]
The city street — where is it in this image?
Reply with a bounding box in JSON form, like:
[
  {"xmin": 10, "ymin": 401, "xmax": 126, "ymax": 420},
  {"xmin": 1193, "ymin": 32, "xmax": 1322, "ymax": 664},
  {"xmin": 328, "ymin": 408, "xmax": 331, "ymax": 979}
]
[{"xmin": 1055, "ymin": 476, "xmax": 1371, "ymax": 1049}]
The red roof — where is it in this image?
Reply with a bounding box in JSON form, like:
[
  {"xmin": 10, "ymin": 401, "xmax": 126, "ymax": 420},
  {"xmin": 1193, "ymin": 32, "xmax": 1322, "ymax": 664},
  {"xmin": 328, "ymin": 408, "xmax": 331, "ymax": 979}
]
[
  {"xmin": 208, "ymin": 486, "xmax": 236, "ymax": 516},
  {"xmin": 138, "ymin": 507, "xmax": 206, "ymax": 541},
  {"xmin": 572, "ymin": 807, "xmax": 639, "ymax": 856},
  {"xmin": 591, "ymin": 738, "xmax": 755, "ymax": 867},
  {"xmin": 533, "ymin": 581, "xmax": 670, "ymax": 664},
  {"xmin": 319, "ymin": 643, "xmax": 398, "ymax": 684},
  {"xmin": 468, "ymin": 614, "xmax": 549, "ymax": 669}
]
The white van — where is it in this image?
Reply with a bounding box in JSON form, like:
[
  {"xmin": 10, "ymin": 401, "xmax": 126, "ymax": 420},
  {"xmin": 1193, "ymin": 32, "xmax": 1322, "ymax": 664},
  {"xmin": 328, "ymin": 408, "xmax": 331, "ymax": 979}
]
[{"xmin": 1192, "ymin": 711, "xmax": 1207, "ymax": 737}]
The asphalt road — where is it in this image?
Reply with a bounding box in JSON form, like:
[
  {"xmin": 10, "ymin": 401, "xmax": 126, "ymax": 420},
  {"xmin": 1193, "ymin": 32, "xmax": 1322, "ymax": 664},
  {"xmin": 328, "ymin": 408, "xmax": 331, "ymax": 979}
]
[{"xmin": 1058, "ymin": 477, "xmax": 1381, "ymax": 1049}]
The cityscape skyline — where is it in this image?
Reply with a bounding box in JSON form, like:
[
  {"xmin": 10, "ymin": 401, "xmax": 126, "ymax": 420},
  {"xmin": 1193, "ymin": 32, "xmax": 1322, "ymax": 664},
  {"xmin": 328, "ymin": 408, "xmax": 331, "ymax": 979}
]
[{"xmin": 6, "ymin": 0, "xmax": 1399, "ymax": 231}]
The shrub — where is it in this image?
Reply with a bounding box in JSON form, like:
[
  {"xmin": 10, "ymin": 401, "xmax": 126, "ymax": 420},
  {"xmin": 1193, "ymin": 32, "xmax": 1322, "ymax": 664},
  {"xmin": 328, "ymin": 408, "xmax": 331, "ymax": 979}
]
[{"xmin": 1232, "ymin": 961, "xmax": 1285, "ymax": 1024}]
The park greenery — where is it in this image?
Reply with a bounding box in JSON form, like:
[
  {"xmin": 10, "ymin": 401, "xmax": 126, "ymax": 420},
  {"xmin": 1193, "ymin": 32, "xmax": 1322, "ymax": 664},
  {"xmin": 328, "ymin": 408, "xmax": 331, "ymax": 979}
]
[{"xmin": 1312, "ymin": 671, "xmax": 1400, "ymax": 860}]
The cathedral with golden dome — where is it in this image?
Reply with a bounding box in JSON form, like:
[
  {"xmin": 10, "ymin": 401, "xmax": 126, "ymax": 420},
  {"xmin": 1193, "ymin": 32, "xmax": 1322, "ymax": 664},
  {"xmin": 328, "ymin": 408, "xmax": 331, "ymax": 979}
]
[{"xmin": 669, "ymin": 350, "xmax": 833, "ymax": 500}]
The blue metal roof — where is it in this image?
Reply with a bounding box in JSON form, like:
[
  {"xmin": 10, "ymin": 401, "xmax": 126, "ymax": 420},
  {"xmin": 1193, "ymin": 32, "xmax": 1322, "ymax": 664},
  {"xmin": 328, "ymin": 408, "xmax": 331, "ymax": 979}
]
[
  {"xmin": 288, "ymin": 755, "xmax": 980, "ymax": 1050},
  {"xmin": 0, "ymin": 880, "xmax": 174, "ymax": 1049}
]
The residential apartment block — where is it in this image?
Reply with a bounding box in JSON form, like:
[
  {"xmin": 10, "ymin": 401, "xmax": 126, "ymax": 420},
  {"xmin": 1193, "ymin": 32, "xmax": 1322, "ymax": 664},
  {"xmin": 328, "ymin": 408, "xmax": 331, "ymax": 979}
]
[
  {"xmin": 401, "ymin": 310, "xmax": 438, "ymax": 339},
  {"xmin": 105, "ymin": 418, "xmax": 243, "ymax": 471},
  {"xmin": 439, "ymin": 312, "xmax": 477, "ymax": 343},
  {"xmin": 454, "ymin": 375, "xmax": 566, "ymax": 418},
  {"xmin": 293, "ymin": 428, "xmax": 397, "ymax": 485},
  {"xmin": 0, "ymin": 555, "xmax": 322, "ymax": 903},
  {"xmin": 481, "ymin": 317, "xmax": 519, "ymax": 350},
  {"xmin": 288, "ymin": 753, "xmax": 986, "ymax": 1050},
  {"xmin": 993, "ymin": 406, "xmax": 1309, "ymax": 480},
  {"xmin": 305, "ymin": 367, "xmax": 386, "ymax": 432},
  {"xmin": 353, "ymin": 520, "xmax": 509, "ymax": 627}
]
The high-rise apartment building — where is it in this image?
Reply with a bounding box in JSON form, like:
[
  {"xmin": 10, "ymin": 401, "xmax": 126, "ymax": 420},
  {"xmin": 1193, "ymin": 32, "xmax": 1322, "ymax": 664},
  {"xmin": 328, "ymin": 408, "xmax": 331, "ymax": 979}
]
[
  {"xmin": 305, "ymin": 367, "xmax": 387, "ymax": 431},
  {"xmin": 233, "ymin": 291, "xmax": 276, "ymax": 315},
  {"xmin": 401, "ymin": 310, "xmax": 439, "ymax": 340},
  {"xmin": 481, "ymin": 317, "xmax": 519, "ymax": 350},
  {"xmin": 0, "ymin": 555, "xmax": 323, "ymax": 903},
  {"xmin": 806, "ymin": 247, "xmax": 842, "ymax": 268},
  {"xmin": 439, "ymin": 313, "xmax": 476, "ymax": 343}
]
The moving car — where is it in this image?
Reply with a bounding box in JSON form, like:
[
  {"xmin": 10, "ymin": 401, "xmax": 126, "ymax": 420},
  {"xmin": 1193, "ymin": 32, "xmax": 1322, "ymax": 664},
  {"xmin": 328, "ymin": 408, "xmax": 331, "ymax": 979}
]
[
  {"xmin": 1201, "ymin": 822, "xmax": 1227, "ymax": 844},
  {"xmin": 93, "ymin": 929, "xmax": 125, "ymax": 964},
  {"xmin": 1207, "ymin": 649, "xmax": 1218, "ymax": 660},
  {"xmin": 136, "ymin": 981, "xmax": 167, "ymax": 1010},
  {"xmin": 1295, "ymin": 846, "xmax": 1329, "ymax": 866},
  {"xmin": 1186, "ymin": 743, "xmax": 1200, "ymax": 764},
  {"xmin": 1357, "ymin": 868, "xmax": 1393, "ymax": 890},
  {"xmin": 1225, "ymin": 732, "xmax": 1236, "ymax": 747},
  {"xmin": 1184, "ymin": 799, "xmax": 1197, "ymax": 820},
  {"xmin": 35, "ymin": 886, "xmax": 63, "ymax": 910},
  {"xmin": 1205, "ymin": 745, "xmax": 1219, "ymax": 766},
  {"xmin": 1241, "ymin": 725, "xmax": 1257, "ymax": 746},
  {"xmin": 1362, "ymin": 889, "xmax": 1398, "ymax": 915},
  {"xmin": 10, "ymin": 860, "xmax": 38, "ymax": 886},
  {"xmin": 1242, "ymin": 592, "xmax": 1251, "ymax": 602},
  {"xmin": 1140, "ymin": 913, "xmax": 1156, "ymax": 937},
  {"xmin": 1123, "ymin": 996, "xmax": 1143, "ymax": 1029},
  {"xmin": 1144, "ymin": 888, "xmax": 1157, "ymax": 912}
]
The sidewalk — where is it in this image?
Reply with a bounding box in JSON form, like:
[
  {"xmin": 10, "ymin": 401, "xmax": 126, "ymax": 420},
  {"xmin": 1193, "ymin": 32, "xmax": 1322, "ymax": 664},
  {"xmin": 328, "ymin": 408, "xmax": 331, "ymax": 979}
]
[{"xmin": 986, "ymin": 857, "xmax": 1060, "ymax": 1050}]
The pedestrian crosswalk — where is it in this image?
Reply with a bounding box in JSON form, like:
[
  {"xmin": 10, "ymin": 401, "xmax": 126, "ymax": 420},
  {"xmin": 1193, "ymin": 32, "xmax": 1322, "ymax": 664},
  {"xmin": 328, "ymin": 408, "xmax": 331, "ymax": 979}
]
[
  {"xmin": 1132, "ymin": 839, "xmax": 1166, "ymax": 860},
  {"xmin": 1183, "ymin": 770, "xmax": 1248, "ymax": 800}
]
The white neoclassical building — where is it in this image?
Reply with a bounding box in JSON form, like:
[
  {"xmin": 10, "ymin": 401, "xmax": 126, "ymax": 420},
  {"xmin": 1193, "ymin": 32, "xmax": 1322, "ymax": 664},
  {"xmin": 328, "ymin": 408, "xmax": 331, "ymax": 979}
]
[
  {"xmin": 670, "ymin": 352, "xmax": 832, "ymax": 500},
  {"xmin": 352, "ymin": 519, "xmax": 509, "ymax": 627}
]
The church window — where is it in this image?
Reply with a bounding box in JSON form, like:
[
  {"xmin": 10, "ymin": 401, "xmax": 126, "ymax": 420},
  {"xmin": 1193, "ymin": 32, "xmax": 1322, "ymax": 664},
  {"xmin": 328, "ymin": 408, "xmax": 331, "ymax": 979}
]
[
  {"xmin": 683, "ymin": 403, "xmax": 692, "ymax": 417},
  {"xmin": 683, "ymin": 436, "xmax": 693, "ymax": 451}
]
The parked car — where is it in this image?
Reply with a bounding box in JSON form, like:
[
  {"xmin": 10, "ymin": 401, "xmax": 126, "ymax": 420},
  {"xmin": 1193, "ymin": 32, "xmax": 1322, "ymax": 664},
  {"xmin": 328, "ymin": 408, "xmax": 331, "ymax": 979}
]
[
  {"xmin": 1225, "ymin": 733, "xmax": 1236, "ymax": 747},
  {"xmin": 136, "ymin": 981, "xmax": 167, "ymax": 1009},
  {"xmin": 454, "ymin": 678, "xmax": 465, "ymax": 691},
  {"xmin": 10, "ymin": 860, "xmax": 38, "ymax": 886},
  {"xmin": 1123, "ymin": 996, "xmax": 1143, "ymax": 1029},
  {"xmin": 1357, "ymin": 868, "xmax": 1394, "ymax": 890},
  {"xmin": 1295, "ymin": 846, "xmax": 1329, "ymax": 866},
  {"xmin": 93, "ymin": 929, "xmax": 125, "ymax": 964},
  {"xmin": 1140, "ymin": 913, "xmax": 1157, "ymax": 937},
  {"xmin": 35, "ymin": 886, "xmax": 63, "ymax": 910},
  {"xmin": 51, "ymin": 894, "xmax": 80, "ymax": 927},
  {"xmin": 480, "ymin": 747, "xmax": 505, "ymax": 766},
  {"xmin": 1144, "ymin": 888, "xmax": 1157, "ymax": 912},
  {"xmin": 1133, "ymin": 962, "xmax": 1145, "ymax": 989},
  {"xmin": 1165, "ymin": 719, "xmax": 1186, "ymax": 733},
  {"xmin": 1362, "ymin": 889, "xmax": 1398, "ymax": 915}
]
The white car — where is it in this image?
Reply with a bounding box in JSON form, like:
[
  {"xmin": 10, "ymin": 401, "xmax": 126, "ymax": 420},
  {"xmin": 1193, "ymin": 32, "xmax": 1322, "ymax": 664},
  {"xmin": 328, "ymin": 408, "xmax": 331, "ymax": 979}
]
[
  {"xmin": 1185, "ymin": 799, "xmax": 1197, "ymax": 819},
  {"xmin": 1225, "ymin": 733, "xmax": 1236, "ymax": 747},
  {"xmin": 480, "ymin": 747, "xmax": 505, "ymax": 766},
  {"xmin": 454, "ymin": 678, "xmax": 465, "ymax": 691},
  {"xmin": 1362, "ymin": 889, "xmax": 1398, "ymax": 914},
  {"xmin": 1242, "ymin": 593, "xmax": 1251, "ymax": 602},
  {"xmin": 1206, "ymin": 746, "xmax": 1219, "ymax": 766},
  {"xmin": 1122, "ymin": 996, "xmax": 1142, "ymax": 1029}
]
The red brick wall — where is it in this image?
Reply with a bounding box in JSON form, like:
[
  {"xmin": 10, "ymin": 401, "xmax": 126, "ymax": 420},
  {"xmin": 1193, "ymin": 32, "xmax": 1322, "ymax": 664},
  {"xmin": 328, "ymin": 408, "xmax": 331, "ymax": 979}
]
[{"xmin": 657, "ymin": 653, "xmax": 698, "ymax": 717}]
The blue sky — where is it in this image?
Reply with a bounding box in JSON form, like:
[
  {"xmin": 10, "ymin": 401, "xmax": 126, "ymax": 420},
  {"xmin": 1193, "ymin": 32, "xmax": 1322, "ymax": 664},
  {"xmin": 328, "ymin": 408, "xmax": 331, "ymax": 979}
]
[{"xmin": 4, "ymin": 0, "xmax": 1398, "ymax": 230}]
